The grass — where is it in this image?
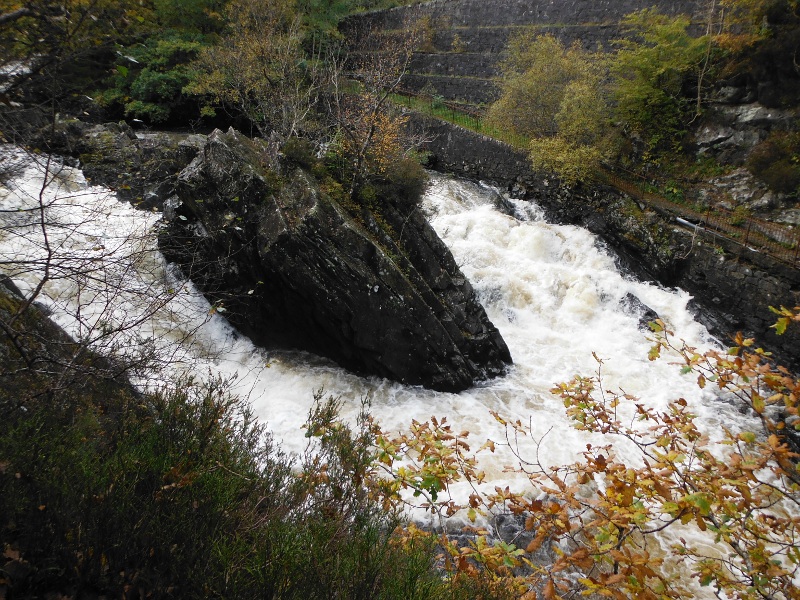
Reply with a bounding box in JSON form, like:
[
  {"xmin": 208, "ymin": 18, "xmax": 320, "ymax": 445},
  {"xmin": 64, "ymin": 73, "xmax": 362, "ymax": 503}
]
[{"xmin": 391, "ymin": 92, "xmax": 529, "ymax": 149}]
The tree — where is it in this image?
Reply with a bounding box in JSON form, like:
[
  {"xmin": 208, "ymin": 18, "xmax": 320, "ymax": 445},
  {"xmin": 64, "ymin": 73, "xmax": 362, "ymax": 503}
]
[
  {"xmin": 378, "ymin": 309, "xmax": 800, "ymax": 599},
  {"xmin": 610, "ymin": 9, "xmax": 708, "ymax": 154},
  {"xmin": 327, "ymin": 14, "xmax": 426, "ymax": 199},
  {"xmin": 485, "ymin": 33, "xmax": 613, "ymax": 185},
  {"xmin": 187, "ymin": 0, "xmax": 326, "ymax": 139},
  {"xmin": 0, "ymin": 1, "xmax": 140, "ymax": 105},
  {"xmin": 152, "ymin": 0, "xmax": 227, "ymax": 33}
]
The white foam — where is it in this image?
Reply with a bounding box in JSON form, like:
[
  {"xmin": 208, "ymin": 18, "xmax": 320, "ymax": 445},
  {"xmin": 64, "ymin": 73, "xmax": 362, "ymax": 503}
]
[{"xmin": 2, "ymin": 150, "xmax": 770, "ymax": 596}]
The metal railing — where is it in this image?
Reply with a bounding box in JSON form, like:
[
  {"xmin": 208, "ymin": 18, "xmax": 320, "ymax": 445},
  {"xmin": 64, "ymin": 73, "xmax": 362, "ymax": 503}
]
[
  {"xmin": 600, "ymin": 170, "xmax": 800, "ymax": 266},
  {"xmin": 393, "ymin": 88, "xmax": 800, "ymax": 268}
]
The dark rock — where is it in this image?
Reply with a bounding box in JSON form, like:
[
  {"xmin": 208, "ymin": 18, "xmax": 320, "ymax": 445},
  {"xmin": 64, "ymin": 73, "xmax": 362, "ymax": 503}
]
[
  {"xmin": 758, "ymin": 81, "xmax": 783, "ymax": 108},
  {"xmin": 32, "ymin": 119, "xmax": 205, "ymax": 210},
  {"xmin": 158, "ymin": 128, "xmax": 511, "ymax": 392},
  {"xmin": 621, "ymin": 293, "xmax": 659, "ymax": 330},
  {"xmin": 582, "ymin": 212, "xmax": 607, "ymax": 235},
  {"xmin": 714, "ymin": 86, "xmax": 748, "ymax": 104}
]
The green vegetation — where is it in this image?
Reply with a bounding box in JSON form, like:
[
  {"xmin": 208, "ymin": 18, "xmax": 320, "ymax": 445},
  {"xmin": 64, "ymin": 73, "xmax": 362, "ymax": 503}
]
[
  {"xmin": 485, "ymin": 9, "xmax": 711, "ymax": 183},
  {"xmin": 96, "ymin": 35, "xmax": 208, "ymax": 123},
  {"xmin": 0, "ymin": 370, "xmax": 469, "ymax": 598},
  {"xmin": 485, "ymin": 34, "xmax": 614, "ymax": 184},
  {"xmin": 611, "ymin": 9, "xmax": 708, "ymax": 155},
  {"xmin": 186, "ymin": 0, "xmax": 318, "ymax": 137},
  {"xmin": 483, "ymin": 1, "xmax": 798, "ymax": 190},
  {"xmin": 746, "ymin": 130, "xmax": 800, "ymax": 197}
]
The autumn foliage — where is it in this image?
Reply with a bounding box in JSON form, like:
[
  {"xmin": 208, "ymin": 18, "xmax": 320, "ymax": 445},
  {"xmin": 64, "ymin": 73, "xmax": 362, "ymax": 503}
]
[{"xmin": 377, "ymin": 308, "xmax": 800, "ymax": 599}]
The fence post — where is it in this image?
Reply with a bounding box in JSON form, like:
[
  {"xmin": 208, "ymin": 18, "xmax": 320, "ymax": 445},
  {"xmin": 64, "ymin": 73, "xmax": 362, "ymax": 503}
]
[
  {"xmin": 742, "ymin": 219, "xmax": 752, "ymax": 249},
  {"xmin": 794, "ymin": 236, "xmax": 800, "ymax": 266}
]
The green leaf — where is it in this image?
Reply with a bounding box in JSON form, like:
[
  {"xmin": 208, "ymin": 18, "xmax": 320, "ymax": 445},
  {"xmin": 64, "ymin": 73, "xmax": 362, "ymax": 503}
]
[
  {"xmin": 684, "ymin": 493, "xmax": 711, "ymax": 515},
  {"xmin": 661, "ymin": 501, "xmax": 680, "ymax": 516},
  {"xmin": 752, "ymin": 393, "xmax": 765, "ymax": 414},
  {"xmin": 116, "ymin": 65, "xmax": 129, "ymax": 78},
  {"xmin": 738, "ymin": 431, "xmax": 756, "ymax": 444},
  {"xmin": 773, "ymin": 317, "xmax": 789, "ymax": 336}
]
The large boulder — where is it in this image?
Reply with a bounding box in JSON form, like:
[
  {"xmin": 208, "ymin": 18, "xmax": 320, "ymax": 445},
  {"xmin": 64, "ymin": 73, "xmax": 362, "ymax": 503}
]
[{"xmin": 158, "ymin": 128, "xmax": 511, "ymax": 391}]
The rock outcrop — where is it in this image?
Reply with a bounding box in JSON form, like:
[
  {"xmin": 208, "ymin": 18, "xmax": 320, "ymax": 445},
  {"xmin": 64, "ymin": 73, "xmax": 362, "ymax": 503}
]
[
  {"xmin": 38, "ymin": 119, "xmax": 205, "ymax": 209},
  {"xmin": 158, "ymin": 128, "xmax": 511, "ymax": 391}
]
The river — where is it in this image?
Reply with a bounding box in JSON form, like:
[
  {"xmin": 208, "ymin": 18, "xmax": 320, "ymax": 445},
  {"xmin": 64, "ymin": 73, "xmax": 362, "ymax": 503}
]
[{"xmin": 1, "ymin": 147, "xmax": 762, "ymax": 593}]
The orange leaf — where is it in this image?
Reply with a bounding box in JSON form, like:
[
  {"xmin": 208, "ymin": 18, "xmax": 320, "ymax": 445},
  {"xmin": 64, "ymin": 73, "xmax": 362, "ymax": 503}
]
[
  {"xmin": 695, "ymin": 513, "xmax": 707, "ymax": 531},
  {"xmin": 543, "ymin": 578, "xmax": 556, "ymax": 600},
  {"xmin": 526, "ymin": 534, "xmax": 545, "ymax": 553}
]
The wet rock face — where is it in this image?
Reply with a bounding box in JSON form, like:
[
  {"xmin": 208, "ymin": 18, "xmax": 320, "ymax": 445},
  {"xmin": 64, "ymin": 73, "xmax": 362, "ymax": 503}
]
[
  {"xmin": 38, "ymin": 119, "xmax": 205, "ymax": 209},
  {"xmin": 158, "ymin": 128, "xmax": 511, "ymax": 392}
]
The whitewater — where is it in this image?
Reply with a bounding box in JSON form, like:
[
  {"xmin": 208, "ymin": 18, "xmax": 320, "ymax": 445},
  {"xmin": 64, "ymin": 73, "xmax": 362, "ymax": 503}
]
[{"xmin": 1, "ymin": 147, "xmax": 765, "ymax": 593}]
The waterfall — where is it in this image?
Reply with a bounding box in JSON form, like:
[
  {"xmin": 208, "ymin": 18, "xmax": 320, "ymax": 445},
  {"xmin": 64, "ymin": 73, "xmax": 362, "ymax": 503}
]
[
  {"xmin": 2, "ymin": 149, "xmax": 764, "ymax": 595},
  {"xmin": 1, "ymin": 146, "xmax": 755, "ymax": 463}
]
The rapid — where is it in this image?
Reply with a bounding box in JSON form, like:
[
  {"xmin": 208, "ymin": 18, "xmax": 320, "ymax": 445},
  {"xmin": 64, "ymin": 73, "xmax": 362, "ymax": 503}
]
[
  {"xmin": 1, "ymin": 148, "xmax": 764, "ymax": 593},
  {"xmin": 0, "ymin": 146, "xmax": 754, "ymax": 481}
]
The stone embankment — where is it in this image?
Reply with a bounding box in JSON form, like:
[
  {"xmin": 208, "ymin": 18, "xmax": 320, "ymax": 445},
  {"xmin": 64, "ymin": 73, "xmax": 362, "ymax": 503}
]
[{"xmin": 344, "ymin": 0, "xmax": 702, "ymax": 105}]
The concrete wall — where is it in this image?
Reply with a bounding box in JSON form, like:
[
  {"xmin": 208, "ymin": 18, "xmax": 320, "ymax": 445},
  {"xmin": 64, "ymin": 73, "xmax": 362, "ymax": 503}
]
[{"xmin": 343, "ymin": 0, "xmax": 704, "ymax": 104}]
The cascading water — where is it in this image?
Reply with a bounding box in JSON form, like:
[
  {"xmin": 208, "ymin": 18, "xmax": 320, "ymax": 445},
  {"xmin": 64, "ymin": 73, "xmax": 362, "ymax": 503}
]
[{"xmin": 1, "ymin": 148, "xmax": 765, "ymax": 594}]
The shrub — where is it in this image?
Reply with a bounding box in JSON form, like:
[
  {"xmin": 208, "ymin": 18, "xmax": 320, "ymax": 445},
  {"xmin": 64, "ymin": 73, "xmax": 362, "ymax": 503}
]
[
  {"xmin": 374, "ymin": 156, "xmax": 429, "ymax": 206},
  {"xmin": 746, "ymin": 130, "xmax": 800, "ymax": 196},
  {"xmin": 731, "ymin": 204, "xmax": 752, "ymax": 226},
  {"xmin": 1, "ymin": 376, "xmax": 286, "ymax": 597},
  {"xmin": 95, "ymin": 34, "xmax": 207, "ymax": 124},
  {"xmin": 281, "ymin": 136, "xmax": 319, "ymax": 169},
  {"xmin": 0, "ymin": 377, "xmax": 459, "ymax": 599}
]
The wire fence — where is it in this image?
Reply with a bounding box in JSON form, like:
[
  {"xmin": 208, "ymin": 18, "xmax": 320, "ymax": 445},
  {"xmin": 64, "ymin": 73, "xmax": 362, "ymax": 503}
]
[
  {"xmin": 600, "ymin": 170, "xmax": 800, "ymax": 266},
  {"xmin": 393, "ymin": 88, "xmax": 800, "ymax": 268}
]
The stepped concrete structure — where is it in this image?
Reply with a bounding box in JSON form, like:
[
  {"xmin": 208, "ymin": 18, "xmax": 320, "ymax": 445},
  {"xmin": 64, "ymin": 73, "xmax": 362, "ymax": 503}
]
[{"xmin": 344, "ymin": 0, "xmax": 702, "ymax": 104}]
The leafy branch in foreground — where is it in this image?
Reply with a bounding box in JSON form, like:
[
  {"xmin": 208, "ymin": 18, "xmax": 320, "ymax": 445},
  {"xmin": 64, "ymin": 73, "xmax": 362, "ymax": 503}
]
[
  {"xmin": 379, "ymin": 309, "xmax": 800, "ymax": 599},
  {"xmin": 0, "ymin": 378, "xmax": 473, "ymax": 599}
]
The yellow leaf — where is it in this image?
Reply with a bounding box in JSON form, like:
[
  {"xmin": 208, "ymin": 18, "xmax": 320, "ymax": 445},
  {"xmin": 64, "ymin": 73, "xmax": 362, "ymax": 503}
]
[{"xmin": 752, "ymin": 393, "xmax": 765, "ymax": 414}]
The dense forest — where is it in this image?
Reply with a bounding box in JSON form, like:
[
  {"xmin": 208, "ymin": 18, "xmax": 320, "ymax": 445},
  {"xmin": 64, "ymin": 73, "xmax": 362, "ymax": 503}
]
[{"xmin": 2, "ymin": 0, "xmax": 800, "ymax": 598}]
